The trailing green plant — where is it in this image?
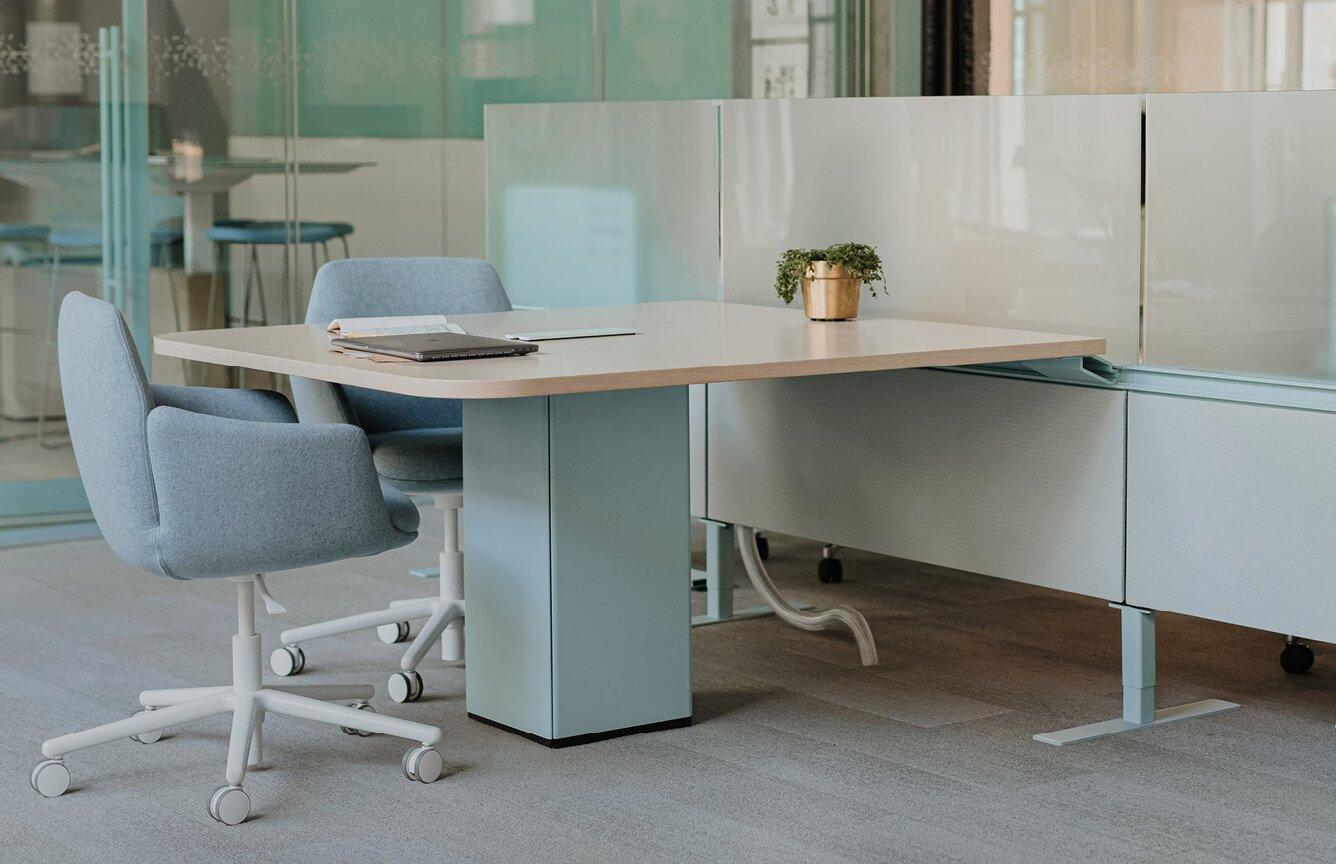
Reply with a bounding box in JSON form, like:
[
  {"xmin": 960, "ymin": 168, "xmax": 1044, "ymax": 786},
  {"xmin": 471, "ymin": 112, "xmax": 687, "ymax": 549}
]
[{"xmin": 774, "ymin": 243, "xmax": 886, "ymax": 305}]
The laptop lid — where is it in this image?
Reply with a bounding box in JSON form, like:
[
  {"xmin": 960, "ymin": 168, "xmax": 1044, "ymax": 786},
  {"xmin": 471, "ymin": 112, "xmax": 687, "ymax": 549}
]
[{"xmin": 332, "ymin": 332, "xmax": 538, "ymax": 362}]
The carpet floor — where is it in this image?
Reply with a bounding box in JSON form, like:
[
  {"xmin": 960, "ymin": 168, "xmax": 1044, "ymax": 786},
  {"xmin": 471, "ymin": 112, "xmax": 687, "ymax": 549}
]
[{"xmin": 2, "ymin": 508, "xmax": 1333, "ymax": 863}]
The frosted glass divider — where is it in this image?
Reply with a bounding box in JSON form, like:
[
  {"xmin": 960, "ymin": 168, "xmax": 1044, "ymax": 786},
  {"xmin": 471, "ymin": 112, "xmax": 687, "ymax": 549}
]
[
  {"xmin": 1144, "ymin": 91, "xmax": 1336, "ymax": 382},
  {"xmin": 485, "ymin": 100, "xmax": 720, "ymax": 309},
  {"xmin": 719, "ymin": 96, "xmax": 1142, "ymax": 364}
]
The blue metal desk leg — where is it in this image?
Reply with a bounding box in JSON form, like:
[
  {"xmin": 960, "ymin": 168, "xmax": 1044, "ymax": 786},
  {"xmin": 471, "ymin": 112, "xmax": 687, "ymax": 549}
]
[
  {"xmin": 461, "ymin": 387, "xmax": 692, "ymax": 746},
  {"xmin": 1033, "ymin": 603, "xmax": 1240, "ymax": 745},
  {"xmin": 691, "ymin": 520, "xmax": 803, "ymax": 626}
]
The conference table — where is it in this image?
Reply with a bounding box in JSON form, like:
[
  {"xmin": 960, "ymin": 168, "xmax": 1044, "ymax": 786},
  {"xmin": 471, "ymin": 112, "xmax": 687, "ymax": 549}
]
[{"xmin": 156, "ymin": 300, "xmax": 1105, "ymax": 746}]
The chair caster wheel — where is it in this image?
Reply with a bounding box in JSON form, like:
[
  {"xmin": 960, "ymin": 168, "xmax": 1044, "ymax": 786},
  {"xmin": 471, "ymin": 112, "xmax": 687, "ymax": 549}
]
[
  {"xmin": 130, "ymin": 710, "xmax": 162, "ymax": 743},
  {"xmin": 269, "ymin": 645, "xmax": 305, "ymax": 677},
  {"xmin": 756, "ymin": 534, "xmax": 770, "ymax": 561},
  {"xmin": 1281, "ymin": 641, "xmax": 1315, "ymax": 674},
  {"xmin": 377, "ymin": 621, "xmax": 411, "ymax": 644},
  {"xmin": 341, "ymin": 701, "xmax": 377, "ymax": 736},
  {"xmin": 818, "ymin": 557, "xmax": 843, "ymax": 583},
  {"xmin": 208, "ymin": 784, "xmax": 251, "ymax": 825},
  {"xmin": 402, "ymin": 745, "xmax": 443, "ymax": 783},
  {"xmin": 388, "ymin": 671, "xmax": 424, "ymax": 703},
  {"xmin": 30, "ymin": 759, "xmax": 70, "ymax": 798}
]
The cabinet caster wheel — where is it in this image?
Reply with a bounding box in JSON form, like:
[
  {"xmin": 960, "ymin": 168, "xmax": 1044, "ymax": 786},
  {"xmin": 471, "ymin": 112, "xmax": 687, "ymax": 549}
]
[
  {"xmin": 1281, "ymin": 642, "xmax": 1315, "ymax": 674},
  {"xmin": 30, "ymin": 759, "xmax": 70, "ymax": 798},
  {"xmin": 130, "ymin": 710, "xmax": 162, "ymax": 743},
  {"xmin": 818, "ymin": 557, "xmax": 843, "ymax": 584},
  {"xmin": 755, "ymin": 534, "xmax": 770, "ymax": 561},
  {"xmin": 341, "ymin": 701, "xmax": 377, "ymax": 736},
  {"xmin": 269, "ymin": 645, "xmax": 305, "ymax": 677},
  {"xmin": 208, "ymin": 784, "xmax": 251, "ymax": 825},
  {"xmin": 402, "ymin": 745, "xmax": 443, "ymax": 783},
  {"xmin": 388, "ymin": 670, "xmax": 424, "ymax": 703},
  {"xmin": 377, "ymin": 621, "xmax": 411, "ymax": 644}
]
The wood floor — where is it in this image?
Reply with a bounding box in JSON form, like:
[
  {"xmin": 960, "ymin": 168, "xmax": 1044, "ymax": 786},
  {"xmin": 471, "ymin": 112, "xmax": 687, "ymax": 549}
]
[{"xmin": 1, "ymin": 514, "xmax": 1332, "ymax": 862}]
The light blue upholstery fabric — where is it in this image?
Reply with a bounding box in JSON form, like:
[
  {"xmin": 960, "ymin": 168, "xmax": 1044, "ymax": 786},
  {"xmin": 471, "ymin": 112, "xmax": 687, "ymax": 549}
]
[
  {"xmin": 147, "ymin": 408, "xmax": 417, "ymax": 578},
  {"xmin": 150, "ymin": 384, "xmax": 294, "ymax": 423},
  {"xmin": 57, "ymin": 292, "xmax": 417, "ymax": 580},
  {"xmin": 292, "ymin": 257, "xmax": 511, "ymax": 435},
  {"xmin": 368, "ymin": 428, "xmax": 464, "ymax": 493}
]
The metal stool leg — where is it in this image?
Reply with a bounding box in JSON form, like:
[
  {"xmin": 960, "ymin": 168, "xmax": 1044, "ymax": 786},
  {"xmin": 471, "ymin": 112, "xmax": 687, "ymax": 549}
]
[
  {"xmin": 339, "ymin": 235, "xmax": 350, "ymax": 258},
  {"xmin": 37, "ymin": 247, "xmax": 64, "ymax": 448}
]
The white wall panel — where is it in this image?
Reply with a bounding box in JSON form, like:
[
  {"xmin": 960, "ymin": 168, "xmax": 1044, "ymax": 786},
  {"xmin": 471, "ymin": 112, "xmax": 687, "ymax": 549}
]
[
  {"xmin": 708, "ymin": 370, "xmax": 1126, "ymax": 599},
  {"xmin": 1127, "ymin": 392, "xmax": 1336, "ymax": 642},
  {"xmin": 485, "ymin": 101, "xmax": 720, "ymax": 309},
  {"xmin": 720, "ymin": 96, "xmax": 1142, "ymax": 364}
]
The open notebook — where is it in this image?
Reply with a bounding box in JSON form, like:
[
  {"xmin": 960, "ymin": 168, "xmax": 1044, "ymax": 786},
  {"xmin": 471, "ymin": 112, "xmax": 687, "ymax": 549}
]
[{"xmin": 326, "ymin": 314, "xmax": 466, "ymax": 338}]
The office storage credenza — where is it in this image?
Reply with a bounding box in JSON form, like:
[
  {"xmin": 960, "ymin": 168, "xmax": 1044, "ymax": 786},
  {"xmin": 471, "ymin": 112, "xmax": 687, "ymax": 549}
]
[{"xmin": 157, "ymin": 300, "xmax": 1104, "ymax": 745}]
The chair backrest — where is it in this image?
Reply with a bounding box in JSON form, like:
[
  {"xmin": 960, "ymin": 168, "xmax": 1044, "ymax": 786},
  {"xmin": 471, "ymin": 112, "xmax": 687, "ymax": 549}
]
[
  {"xmin": 56, "ymin": 292, "xmax": 163, "ymax": 574},
  {"xmin": 299, "ymin": 257, "xmax": 513, "ymax": 434}
]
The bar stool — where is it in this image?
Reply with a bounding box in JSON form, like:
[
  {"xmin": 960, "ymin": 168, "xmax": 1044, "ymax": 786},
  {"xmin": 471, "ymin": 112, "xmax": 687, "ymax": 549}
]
[
  {"xmin": 205, "ymin": 221, "xmax": 344, "ymax": 332},
  {"xmin": 38, "ymin": 225, "xmax": 185, "ymax": 446},
  {"xmin": 0, "ymin": 223, "xmax": 49, "ymax": 442}
]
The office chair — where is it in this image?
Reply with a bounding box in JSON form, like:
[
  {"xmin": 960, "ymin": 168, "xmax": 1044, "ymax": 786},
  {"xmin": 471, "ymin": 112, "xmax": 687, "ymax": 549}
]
[
  {"xmin": 276, "ymin": 257, "xmax": 511, "ymax": 703},
  {"xmin": 29, "ymin": 292, "xmax": 445, "ymax": 825}
]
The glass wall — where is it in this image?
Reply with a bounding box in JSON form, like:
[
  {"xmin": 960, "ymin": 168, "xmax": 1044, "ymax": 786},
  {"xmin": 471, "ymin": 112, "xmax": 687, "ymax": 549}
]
[
  {"xmin": 983, "ymin": 0, "xmax": 1336, "ymax": 96},
  {"xmin": 0, "ymin": 0, "xmax": 130, "ymax": 531}
]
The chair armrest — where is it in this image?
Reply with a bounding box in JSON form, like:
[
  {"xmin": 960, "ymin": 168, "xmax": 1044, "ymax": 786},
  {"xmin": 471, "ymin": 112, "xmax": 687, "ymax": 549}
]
[
  {"xmin": 146, "ymin": 406, "xmax": 411, "ymax": 579},
  {"xmin": 151, "ymin": 384, "xmax": 295, "ymax": 423},
  {"xmin": 291, "ymin": 376, "xmax": 358, "ymax": 425}
]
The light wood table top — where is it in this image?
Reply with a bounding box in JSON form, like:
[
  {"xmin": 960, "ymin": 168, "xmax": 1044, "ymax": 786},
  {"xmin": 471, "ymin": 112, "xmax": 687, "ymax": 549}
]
[{"xmin": 155, "ymin": 301, "xmax": 1106, "ymax": 399}]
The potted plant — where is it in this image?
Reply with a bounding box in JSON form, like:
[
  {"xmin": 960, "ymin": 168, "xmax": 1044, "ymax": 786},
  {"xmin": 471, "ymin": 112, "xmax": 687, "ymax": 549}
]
[{"xmin": 774, "ymin": 243, "xmax": 886, "ymax": 321}]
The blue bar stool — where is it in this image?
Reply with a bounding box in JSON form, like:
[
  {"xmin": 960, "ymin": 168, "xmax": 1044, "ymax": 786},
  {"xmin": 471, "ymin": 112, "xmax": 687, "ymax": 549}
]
[
  {"xmin": 205, "ymin": 221, "xmax": 346, "ymax": 331},
  {"xmin": 0, "ymin": 223, "xmax": 50, "ymax": 443},
  {"xmin": 38, "ymin": 224, "xmax": 186, "ymax": 446}
]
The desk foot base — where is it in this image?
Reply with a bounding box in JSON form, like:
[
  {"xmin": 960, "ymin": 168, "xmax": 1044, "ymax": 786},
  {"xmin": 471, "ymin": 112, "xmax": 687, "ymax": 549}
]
[
  {"xmin": 467, "ymin": 712, "xmax": 691, "ymax": 748},
  {"xmin": 1033, "ymin": 699, "xmax": 1240, "ymax": 746},
  {"xmin": 692, "ymin": 602, "xmax": 811, "ymax": 627}
]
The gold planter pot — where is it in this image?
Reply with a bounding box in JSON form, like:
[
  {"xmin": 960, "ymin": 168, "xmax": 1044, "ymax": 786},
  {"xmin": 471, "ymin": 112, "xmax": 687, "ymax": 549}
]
[{"xmin": 800, "ymin": 262, "xmax": 861, "ymax": 321}]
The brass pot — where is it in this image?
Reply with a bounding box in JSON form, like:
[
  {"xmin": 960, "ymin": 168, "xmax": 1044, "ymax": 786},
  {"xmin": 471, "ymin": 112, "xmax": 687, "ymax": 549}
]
[{"xmin": 800, "ymin": 262, "xmax": 862, "ymax": 320}]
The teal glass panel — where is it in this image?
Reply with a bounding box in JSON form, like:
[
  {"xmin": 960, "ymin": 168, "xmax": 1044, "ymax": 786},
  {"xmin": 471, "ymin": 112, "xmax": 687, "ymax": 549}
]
[
  {"xmin": 603, "ymin": 0, "xmax": 731, "ymax": 101},
  {"xmin": 446, "ymin": 0, "xmax": 593, "ymax": 139}
]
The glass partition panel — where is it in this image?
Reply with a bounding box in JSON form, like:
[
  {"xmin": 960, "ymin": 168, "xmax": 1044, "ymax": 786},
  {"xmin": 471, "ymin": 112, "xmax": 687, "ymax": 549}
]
[
  {"xmin": 1144, "ymin": 90, "xmax": 1336, "ymax": 380},
  {"xmin": 0, "ymin": 1, "xmax": 128, "ymax": 525},
  {"xmin": 719, "ymin": 95, "xmax": 1142, "ymax": 362},
  {"xmin": 485, "ymin": 100, "xmax": 719, "ymax": 308}
]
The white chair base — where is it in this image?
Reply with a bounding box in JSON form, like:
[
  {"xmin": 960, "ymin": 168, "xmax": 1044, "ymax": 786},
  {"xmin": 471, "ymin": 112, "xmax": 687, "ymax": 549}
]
[
  {"xmin": 31, "ymin": 576, "xmax": 444, "ymax": 824},
  {"xmin": 274, "ymin": 493, "xmax": 464, "ymax": 702}
]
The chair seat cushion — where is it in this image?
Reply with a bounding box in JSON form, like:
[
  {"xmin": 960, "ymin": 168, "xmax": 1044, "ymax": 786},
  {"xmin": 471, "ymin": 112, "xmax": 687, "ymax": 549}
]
[
  {"xmin": 368, "ymin": 427, "xmax": 463, "ymax": 494},
  {"xmin": 381, "ymin": 481, "xmax": 421, "ymax": 535},
  {"xmin": 0, "ymin": 222, "xmax": 49, "ymax": 242},
  {"xmin": 207, "ymin": 221, "xmax": 340, "ymax": 245}
]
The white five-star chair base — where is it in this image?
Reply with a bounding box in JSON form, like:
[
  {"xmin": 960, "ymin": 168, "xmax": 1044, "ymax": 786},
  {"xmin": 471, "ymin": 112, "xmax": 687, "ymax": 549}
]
[
  {"xmin": 31, "ymin": 577, "xmax": 445, "ymax": 825},
  {"xmin": 271, "ymin": 493, "xmax": 465, "ymax": 703}
]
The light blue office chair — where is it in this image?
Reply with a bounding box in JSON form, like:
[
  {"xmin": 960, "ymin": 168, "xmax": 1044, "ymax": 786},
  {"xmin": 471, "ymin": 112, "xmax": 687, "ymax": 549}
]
[
  {"xmin": 29, "ymin": 292, "xmax": 445, "ymax": 825},
  {"xmin": 276, "ymin": 257, "xmax": 511, "ymax": 703}
]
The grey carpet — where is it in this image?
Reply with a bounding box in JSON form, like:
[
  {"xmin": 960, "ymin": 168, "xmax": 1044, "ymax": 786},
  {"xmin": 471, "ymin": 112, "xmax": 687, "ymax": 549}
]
[{"xmin": 1, "ymin": 508, "xmax": 1333, "ymax": 863}]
